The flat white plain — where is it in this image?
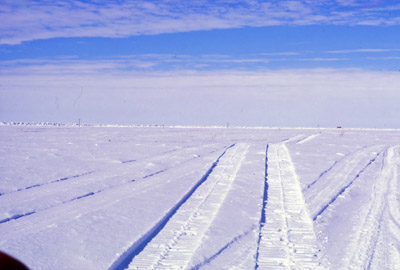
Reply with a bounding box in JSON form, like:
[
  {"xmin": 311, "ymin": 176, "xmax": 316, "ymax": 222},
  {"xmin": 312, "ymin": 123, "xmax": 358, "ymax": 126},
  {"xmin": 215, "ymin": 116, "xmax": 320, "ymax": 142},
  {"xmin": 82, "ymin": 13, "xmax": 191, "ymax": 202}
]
[{"xmin": 0, "ymin": 125, "xmax": 399, "ymax": 269}]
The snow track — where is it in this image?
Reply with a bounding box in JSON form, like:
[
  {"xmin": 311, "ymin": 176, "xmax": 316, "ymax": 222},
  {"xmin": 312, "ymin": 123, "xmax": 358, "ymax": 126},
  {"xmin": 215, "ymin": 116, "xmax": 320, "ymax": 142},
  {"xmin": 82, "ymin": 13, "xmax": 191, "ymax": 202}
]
[
  {"xmin": 0, "ymin": 149, "xmax": 226, "ymax": 244},
  {"xmin": 312, "ymin": 149, "xmax": 384, "ymax": 221},
  {"xmin": 0, "ymin": 144, "xmax": 226, "ymax": 224},
  {"xmin": 254, "ymin": 144, "xmax": 270, "ymax": 269},
  {"xmin": 305, "ymin": 144, "xmax": 386, "ymax": 220},
  {"xmin": 1, "ymin": 142, "xmax": 223, "ymax": 196},
  {"xmin": 256, "ymin": 143, "xmax": 325, "ymax": 269},
  {"xmin": 304, "ymin": 145, "xmax": 369, "ymax": 190},
  {"xmin": 187, "ymin": 144, "xmax": 266, "ymax": 270},
  {"xmin": 344, "ymin": 146, "xmax": 400, "ymax": 269},
  {"xmin": 2, "ymin": 126, "xmax": 400, "ymax": 270},
  {"xmin": 124, "ymin": 143, "xmax": 249, "ymax": 270},
  {"xmin": 191, "ymin": 228, "xmax": 254, "ymax": 270},
  {"xmin": 2, "ymin": 171, "xmax": 95, "ymax": 196},
  {"xmin": 296, "ymin": 133, "xmax": 320, "ymax": 145},
  {"xmin": 281, "ymin": 134, "xmax": 306, "ymax": 144}
]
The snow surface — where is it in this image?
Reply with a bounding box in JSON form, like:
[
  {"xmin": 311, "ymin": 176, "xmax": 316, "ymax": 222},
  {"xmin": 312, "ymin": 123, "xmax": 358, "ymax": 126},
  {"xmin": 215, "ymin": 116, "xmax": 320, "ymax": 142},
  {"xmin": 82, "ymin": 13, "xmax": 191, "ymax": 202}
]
[{"xmin": 0, "ymin": 125, "xmax": 399, "ymax": 269}]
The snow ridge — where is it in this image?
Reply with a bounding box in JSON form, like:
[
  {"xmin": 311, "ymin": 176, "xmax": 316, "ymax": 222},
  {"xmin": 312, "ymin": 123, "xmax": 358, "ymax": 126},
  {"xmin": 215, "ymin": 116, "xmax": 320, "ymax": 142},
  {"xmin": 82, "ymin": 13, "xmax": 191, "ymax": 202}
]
[
  {"xmin": 109, "ymin": 144, "xmax": 236, "ymax": 270},
  {"xmin": 344, "ymin": 146, "xmax": 400, "ymax": 269},
  {"xmin": 296, "ymin": 133, "xmax": 321, "ymax": 145},
  {"xmin": 256, "ymin": 143, "xmax": 325, "ymax": 269},
  {"xmin": 0, "ymin": 211, "xmax": 36, "ymax": 224},
  {"xmin": 255, "ymin": 144, "xmax": 269, "ymax": 270},
  {"xmin": 0, "ymin": 190, "xmax": 100, "ymax": 225},
  {"xmin": 305, "ymin": 145, "xmax": 385, "ymax": 219},
  {"xmin": 280, "ymin": 134, "xmax": 306, "ymax": 144},
  {"xmin": 191, "ymin": 228, "xmax": 254, "ymax": 270},
  {"xmin": 305, "ymin": 145, "xmax": 369, "ymax": 190},
  {"xmin": 124, "ymin": 143, "xmax": 248, "ymax": 270},
  {"xmin": 312, "ymin": 149, "xmax": 385, "ymax": 221},
  {"xmin": 0, "ymin": 145, "xmax": 224, "ymax": 224},
  {"xmin": 1, "ymin": 171, "xmax": 95, "ymax": 197},
  {"xmin": 305, "ymin": 160, "xmax": 339, "ymax": 190}
]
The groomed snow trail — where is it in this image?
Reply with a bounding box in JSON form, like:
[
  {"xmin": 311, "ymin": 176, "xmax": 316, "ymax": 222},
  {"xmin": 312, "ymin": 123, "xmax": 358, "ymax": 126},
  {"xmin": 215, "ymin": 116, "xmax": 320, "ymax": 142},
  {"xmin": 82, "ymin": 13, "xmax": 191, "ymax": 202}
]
[
  {"xmin": 307, "ymin": 145, "xmax": 385, "ymax": 220},
  {"xmin": 256, "ymin": 143, "xmax": 325, "ymax": 269},
  {"xmin": 127, "ymin": 143, "xmax": 249, "ymax": 270},
  {"xmin": 296, "ymin": 133, "xmax": 320, "ymax": 145},
  {"xmin": 344, "ymin": 146, "xmax": 400, "ymax": 269},
  {"xmin": 0, "ymin": 144, "xmax": 224, "ymax": 224}
]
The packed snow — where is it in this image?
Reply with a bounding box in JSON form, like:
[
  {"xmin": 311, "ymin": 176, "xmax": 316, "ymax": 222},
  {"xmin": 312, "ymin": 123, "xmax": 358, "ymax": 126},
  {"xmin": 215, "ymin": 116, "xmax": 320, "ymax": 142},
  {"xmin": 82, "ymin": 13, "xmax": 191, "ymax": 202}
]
[{"xmin": 0, "ymin": 125, "xmax": 399, "ymax": 269}]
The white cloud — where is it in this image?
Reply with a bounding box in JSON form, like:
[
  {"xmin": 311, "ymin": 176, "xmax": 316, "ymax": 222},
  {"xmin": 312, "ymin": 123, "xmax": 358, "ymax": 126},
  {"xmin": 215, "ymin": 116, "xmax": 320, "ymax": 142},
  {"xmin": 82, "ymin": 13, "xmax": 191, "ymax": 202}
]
[
  {"xmin": 297, "ymin": 57, "xmax": 349, "ymax": 61},
  {"xmin": 367, "ymin": 56, "xmax": 400, "ymax": 60},
  {"xmin": 260, "ymin": 52, "xmax": 300, "ymax": 56},
  {"xmin": 327, "ymin": 49, "xmax": 400, "ymax": 53},
  {"xmin": 1, "ymin": 0, "xmax": 400, "ymax": 45},
  {"xmin": 335, "ymin": 0, "xmax": 358, "ymax": 7},
  {"xmin": 0, "ymin": 54, "xmax": 296, "ymax": 74},
  {"xmin": 203, "ymin": 58, "xmax": 271, "ymax": 63},
  {"xmin": 0, "ymin": 58, "xmax": 158, "ymax": 76},
  {"xmin": 362, "ymin": 3, "xmax": 400, "ymax": 11}
]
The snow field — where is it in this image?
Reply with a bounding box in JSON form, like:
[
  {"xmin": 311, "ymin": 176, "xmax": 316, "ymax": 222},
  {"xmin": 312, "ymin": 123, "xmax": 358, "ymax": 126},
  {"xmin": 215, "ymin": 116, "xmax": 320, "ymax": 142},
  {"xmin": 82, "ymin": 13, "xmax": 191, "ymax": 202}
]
[{"xmin": 1, "ymin": 126, "xmax": 400, "ymax": 270}]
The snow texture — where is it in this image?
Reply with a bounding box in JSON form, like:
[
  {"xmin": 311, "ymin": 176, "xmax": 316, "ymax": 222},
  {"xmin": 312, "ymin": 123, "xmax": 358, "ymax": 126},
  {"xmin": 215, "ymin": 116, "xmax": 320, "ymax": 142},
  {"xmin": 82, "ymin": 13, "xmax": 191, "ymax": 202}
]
[{"xmin": 0, "ymin": 125, "xmax": 399, "ymax": 270}]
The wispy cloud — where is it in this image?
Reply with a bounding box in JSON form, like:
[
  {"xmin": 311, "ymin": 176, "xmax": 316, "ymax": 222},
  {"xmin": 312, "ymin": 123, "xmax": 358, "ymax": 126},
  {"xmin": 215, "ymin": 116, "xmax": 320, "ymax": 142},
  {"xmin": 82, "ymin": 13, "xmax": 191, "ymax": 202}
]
[
  {"xmin": 0, "ymin": 58, "xmax": 158, "ymax": 76},
  {"xmin": 297, "ymin": 57, "xmax": 349, "ymax": 61},
  {"xmin": 5, "ymin": 50, "xmax": 397, "ymax": 74},
  {"xmin": 0, "ymin": 51, "xmax": 356, "ymax": 74},
  {"xmin": 1, "ymin": 0, "xmax": 400, "ymax": 45},
  {"xmin": 327, "ymin": 49, "xmax": 400, "ymax": 53},
  {"xmin": 0, "ymin": 55, "xmax": 272, "ymax": 75},
  {"xmin": 367, "ymin": 56, "xmax": 400, "ymax": 60},
  {"xmin": 260, "ymin": 52, "xmax": 300, "ymax": 56}
]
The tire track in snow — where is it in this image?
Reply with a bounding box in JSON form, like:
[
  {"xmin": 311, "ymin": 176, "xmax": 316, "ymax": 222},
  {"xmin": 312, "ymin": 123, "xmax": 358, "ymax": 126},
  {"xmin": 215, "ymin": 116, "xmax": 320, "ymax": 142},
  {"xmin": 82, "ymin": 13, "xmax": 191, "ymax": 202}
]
[
  {"xmin": 312, "ymin": 148, "xmax": 386, "ymax": 221},
  {"xmin": 279, "ymin": 134, "xmax": 307, "ymax": 144},
  {"xmin": 0, "ymin": 171, "xmax": 96, "ymax": 197},
  {"xmin": 1, "ymin": 143, "xmax": 222, "ymax": 196},
  {"xmin": 255, "ymin": 144, "xmax": 269, "ymax": 270},
  {"xmin": 116, "ymin": 144, "xmax": 248, "ymax": 270},
  {"xmin": 121, "ymin": 159, "xmax": 136, "ymax": 164},
  {"xmin": 0, "ymin": 211, "xmax": 36, "ymax": 224},
  {"xmin": 296, "ymin": 133, "xmax": 320, "ymax": 145},
  {"xmin": 0, "ymin": 148, "xmax": 228, "ymax": 244},
  {"xmin": 256, "ymin": 143, "xmax": 325, "ymax": 270},
  {"xmin": 184, "ymin": 144, "xmax": 265, "ymax": 270},
  {"xmin": 344, "ymin": 146, "xmax": 400, "ymax": 269},
  {"xmin": 0, "ymin": 146, "xmax": 225, "ymax": 224},
  {"xmin": 305, "ymin": 145, "xmax": 370, "ymax": 190},
  {"xmin": 139, "ymin": 144, "xmax": 229, "ymax": 179},
  {"xmin": 0, "ymin": 179, "xmax": 136, "ymax": 225},
  {"xmin": 305, "ymin": 145, "xmax": 385, "ymax": 219},
  {"xmin": 191, "ymin": 227, "xmax": 254, "ymax": 270}
]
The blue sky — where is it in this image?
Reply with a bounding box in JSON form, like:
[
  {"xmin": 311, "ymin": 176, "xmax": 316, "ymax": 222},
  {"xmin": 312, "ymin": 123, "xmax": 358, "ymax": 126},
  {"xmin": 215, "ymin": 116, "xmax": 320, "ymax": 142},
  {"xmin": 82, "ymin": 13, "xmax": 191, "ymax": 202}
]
[{"xmin": 1, "ymin": 0, "xmax": 400, "ymax": 128}]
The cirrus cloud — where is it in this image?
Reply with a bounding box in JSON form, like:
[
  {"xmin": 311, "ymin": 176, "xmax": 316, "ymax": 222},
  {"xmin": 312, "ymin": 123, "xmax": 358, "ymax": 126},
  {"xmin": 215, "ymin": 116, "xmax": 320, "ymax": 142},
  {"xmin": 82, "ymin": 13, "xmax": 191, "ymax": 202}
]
[{"xmin": 1, "ymin": 0, "xmax": 400, "ymax": 45}]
